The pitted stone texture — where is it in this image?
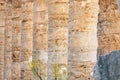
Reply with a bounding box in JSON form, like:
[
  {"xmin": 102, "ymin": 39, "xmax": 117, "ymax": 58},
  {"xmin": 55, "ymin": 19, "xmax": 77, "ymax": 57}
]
[
  {"xmin": 33, "ymin": 1, "xmax": 48, "ymax": 78},
  {"xmin": 94, "ymin": 50, "xmax": 120, "ymax": 80},
  {"xmin": 69, "ymin": 62, "xmax": 95, "ymax": 80},
  {"xmin": 11, "ymin": 62, "xmax": 21, "ymax": 80},
  {"xmin": 21, "ymin": 0, "xmax": 33, "ymax": 80},
  {"xmin": 0, "ymin": 1, "xmax": 5, "ymax": 80},
  {"xmin": 98, "ymin": 0, "xmax": 120, "ymax": 56},
  {"xmin": 4, "ymin": 1, "xmax": 12, "ymax": 80},
  {"xmin": 21, "ymin": 62, "xmax": 32, "ymax": 80},
  {"xmin": 68, "ymin": 0, "xmax": 99, "ymax": 80},
  {"xmin": 47, "ymin": 0, "xmax": 68, "ymax": 79},
  {"xmin": 12, "ymin": 0, "xmax": 22, "ymax": 80}
]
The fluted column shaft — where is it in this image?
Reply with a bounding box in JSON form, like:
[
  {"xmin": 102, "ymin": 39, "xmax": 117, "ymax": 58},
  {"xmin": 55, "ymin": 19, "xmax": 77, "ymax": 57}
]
[
  {"xmin": 21, "ymin": 0, "xmax": 33, "ymax": 79},
  {"xmin": 68, "ymin": 0, "xmax": 99, "ymax": 80},
  {"xmin": 33, "ymin": 0, "xmax": 48, "ymax": 79},
  {"xmin": 11, "ymin": 0, "xmax": 22, "ymax": 80},
  {"xmin": 0, "ymin": 0, "xmax": 5, "ymax": 80},
  {"xmin": 47, "ymin": 0, "xmax": 68, "ymax": 79},
  {"xmin": 4, "ymin": 0, "xmax": 12, "ymax": 80}
]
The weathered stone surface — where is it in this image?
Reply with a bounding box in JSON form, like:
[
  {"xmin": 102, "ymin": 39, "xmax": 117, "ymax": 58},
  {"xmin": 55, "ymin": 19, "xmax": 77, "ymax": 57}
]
[
  {"xmin": 11, "ymin": 62, "xmax": 21, "ymax": 80},
  {"xmin": 94, "ymin": 50, "xmax": 120, "ymax": 80},
  {"xmin": 47, "ymin": 0, "xmax": 68, "ymax": 79},
  {"xmin": 33, "ymin": 0, "xmax": 48, "ymax": 79},
  {"xmin": 98, "ymin": 0, "xmax": 120, "ymax": 56},
  {"xmin": 117, "ymin": 0, "xmax": 120, "ymax": 12},
  {"xmin": 68, "ymin": 0, "xmax": 99, "ymax": 80},
  {"xmin": 11, "ymin": 0, "xmax": 22, "ymax": 80},
  {"xmin": 0, "ymin": 0, "xmax": 5, "ymax": 80},
  {"xmin": 2, "ymin": 0, "xmax": 120, "ymax": 80},
  {"xmin": 4, "ymin": 1, "xmax": 12, "ymax": 80},
  {"xmin": 21, "ymin": 0, "xmax": 33, "ymax": 79}
]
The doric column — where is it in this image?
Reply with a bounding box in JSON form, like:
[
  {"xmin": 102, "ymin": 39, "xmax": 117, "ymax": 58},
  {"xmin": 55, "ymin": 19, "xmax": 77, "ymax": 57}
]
[
  {"xmin": 12, "ymin": 0, "xmax": 22, "ymax": 80},
  {"xmin": 21, "ymin": 0, "xmax": 33, "ymax": 79},
  {"xmin": 98, "ymin": 0, "xmax": 120, "ymax": 55},
  {"xmin": 68, "ymin": 0, "xmax": 99, "ymax": 80},
  {"xmin": 33, "ymin": 0, "xmax": 48, "ymax": 79},
  {"xmin": 0, "ymin": 0, "xmax": 5, "ymax": 80},
  {"xmin": 4, "ymin": 0, "xmax": 12, "ymax": 80},
  {"xmin": 47, "ymin": 0, "xmax": 68, "ymax": 79}
]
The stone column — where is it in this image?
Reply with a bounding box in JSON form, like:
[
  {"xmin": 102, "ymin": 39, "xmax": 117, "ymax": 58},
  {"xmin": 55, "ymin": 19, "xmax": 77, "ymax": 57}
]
[
  {"xmin": 33, "ymin": 0, "xmax": 48, "ymax": 80},
  {"xmin": 0, "ymin": 0, "xmax": 5, "ymax": 80},
  {"xmin": 68, "ymin": 0, "xmax": 99, "ymax": 80},
  {"xmin": 47, "ymin": 0, "xmax": 68, "ymax": 80},
  {"xmin": 21, "ymin": 0, "xmax": 33, "ymax": 79},
  {"xmin": 4, "ymin": 0, "xmax": 12, "ymax": 80},
  {"xmin": 12, "ymin": 0, "xmax": 21, "ymax": 80},
  {"xmin": 98, "ymin": 0, "xmax": 120, "ymax": 56}
]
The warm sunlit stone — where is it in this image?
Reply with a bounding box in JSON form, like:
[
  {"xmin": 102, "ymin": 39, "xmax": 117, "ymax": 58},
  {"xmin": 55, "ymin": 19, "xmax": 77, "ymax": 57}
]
[
  {"xmin": 68, "ymin": 0, "xmax": 99, "ymax": 80},
  {"xmin": 1, "ymin": 0, "xmax": 120, "ymax": 80},
  {"xmin": 98, "ymin": 0, "xmax": 120, "ymax": 56},
  {"xmin": 0, "ymin": 0, "xmax": 5, "ymax": 80},
  {"xmin": 21, "ymin": 0, "xmax": 33, "ymax": 79},
  {"xmin": 4, "ymin": 0, "xmax": 12, "ymax": 80},
  {"xmin": 47, "ymin": 0, "xmax": 68, "ymax": 79},
  {"xmin": 33, "ymin": 0, "xmax": 48, "ymax": 79}
]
